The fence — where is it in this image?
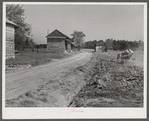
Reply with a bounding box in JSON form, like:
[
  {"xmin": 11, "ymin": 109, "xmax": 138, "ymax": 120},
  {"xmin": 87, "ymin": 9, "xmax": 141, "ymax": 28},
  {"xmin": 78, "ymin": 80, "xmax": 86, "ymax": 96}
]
[{"xmin": 24, "ymin": 48, "xmax": 47, "ymax": 53}]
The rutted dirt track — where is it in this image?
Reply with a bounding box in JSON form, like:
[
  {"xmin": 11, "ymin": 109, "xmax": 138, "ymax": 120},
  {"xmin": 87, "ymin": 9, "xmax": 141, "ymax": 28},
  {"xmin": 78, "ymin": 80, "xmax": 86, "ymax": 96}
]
[{"xmin": 5, "ymin": 51, "xmax": 92, "ymax": 105}]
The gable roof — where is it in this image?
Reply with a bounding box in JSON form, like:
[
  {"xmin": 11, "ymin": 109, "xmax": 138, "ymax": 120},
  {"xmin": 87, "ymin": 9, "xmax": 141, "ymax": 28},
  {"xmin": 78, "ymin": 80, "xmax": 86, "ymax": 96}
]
[
  {"xmin": 6, "ymin": 19, "xmax": 18, "ymax": 27},
  {"xmin": 96, "ymin": 41, "xmax": 105, "ymax": 46},
  {"xmin": 71, "ymin": 42, "xmax": 77, "ymax": 47},
  {"xmin": 46, "ymin": 29, "xmax": 70, "ymax": 39},
  {"xmin": 65, "ymin": 38, "xmax": 77, "ymax": 47}
]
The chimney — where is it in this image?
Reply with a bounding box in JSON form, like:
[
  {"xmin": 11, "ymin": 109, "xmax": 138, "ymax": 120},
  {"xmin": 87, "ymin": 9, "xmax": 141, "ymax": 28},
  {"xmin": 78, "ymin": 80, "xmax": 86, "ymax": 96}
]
[{"xmin": 47, "ymin": 29, "xmax": 49, "ymax": 35}]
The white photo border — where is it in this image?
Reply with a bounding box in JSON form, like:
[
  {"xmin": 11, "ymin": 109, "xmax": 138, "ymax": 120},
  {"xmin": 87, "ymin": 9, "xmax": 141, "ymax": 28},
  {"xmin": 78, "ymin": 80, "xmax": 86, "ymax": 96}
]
[{"xmin": 2, "ymin": 2, "xmax": 147, "ymax": 119}]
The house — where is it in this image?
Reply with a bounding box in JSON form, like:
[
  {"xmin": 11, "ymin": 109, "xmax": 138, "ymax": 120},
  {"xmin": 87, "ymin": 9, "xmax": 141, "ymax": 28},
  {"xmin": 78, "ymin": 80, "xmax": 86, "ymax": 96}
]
[
  {"xmin": 46, "ymin": 29, "xmax": 77, "ymax": 53},
  {"xmin": 6, "ymin": 19, "xmax": 18, "ymax": 59}
]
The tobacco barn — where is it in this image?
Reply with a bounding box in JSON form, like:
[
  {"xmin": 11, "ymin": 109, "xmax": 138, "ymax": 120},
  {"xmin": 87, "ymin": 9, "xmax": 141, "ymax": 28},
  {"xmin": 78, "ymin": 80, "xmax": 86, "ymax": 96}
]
[
  {"xmin": 6, "ymin": 19, "xmax": 18, "ymax": 59},
  {"xmin": 46, "ymin": 29, "xmax": 77, "ymax": 53}
]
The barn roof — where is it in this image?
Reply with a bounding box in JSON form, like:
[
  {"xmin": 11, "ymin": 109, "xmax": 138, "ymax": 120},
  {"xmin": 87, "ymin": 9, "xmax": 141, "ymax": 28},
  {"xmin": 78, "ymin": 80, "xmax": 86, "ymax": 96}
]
[
  {"xmin": 71, "ymin": 42, "xmax": 77, "ymax": 46},
  {"xmin": 6, "ymin": 19, "xmax": 18, "ymax": 27},
  {"xmin": 96, "ymin": 41, "xmax": 105, "ymax": 46},
  {"xmin": 65, "ymin": 39, "xmax": 77, "ymax": 47},
  {"xmin": 65, "ymin": 39, "xmax": 71, "ymax": 43},
  {"xmin": 46, "ymin": 29, "xmax": 70, "ymax": 39}
]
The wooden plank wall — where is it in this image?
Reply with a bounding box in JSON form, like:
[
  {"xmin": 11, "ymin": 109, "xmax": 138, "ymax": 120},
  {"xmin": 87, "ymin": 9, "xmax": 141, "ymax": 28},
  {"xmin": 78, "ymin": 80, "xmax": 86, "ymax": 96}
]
[
  {"xmin": 47, "ymin": 38, "xmax": 77, "ymax": 53},
  {"xmin": 47, "ymin": 38, "xmax": 65, "ymax": 53},
  {"xmin": 6, "ymin": 24, "xmax": 15, "ymax": 59},
  {"xmin": 67, "ymin": 43, "xmax": 71, "ymax": 52}
]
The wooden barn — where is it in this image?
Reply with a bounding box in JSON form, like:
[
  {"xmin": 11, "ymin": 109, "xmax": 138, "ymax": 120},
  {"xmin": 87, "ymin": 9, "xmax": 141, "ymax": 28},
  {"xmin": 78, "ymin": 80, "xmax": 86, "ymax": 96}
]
[
  {"xmin": 6, "ymin": 19, "xmax": 18, "ymax": 59},
  {"xmin": 46, "ymin": 29, "xmax": 77, "ymax": 53},
  {"xmin": 96, "ymin": 41, "xmax": 106, "ymax": 52}
]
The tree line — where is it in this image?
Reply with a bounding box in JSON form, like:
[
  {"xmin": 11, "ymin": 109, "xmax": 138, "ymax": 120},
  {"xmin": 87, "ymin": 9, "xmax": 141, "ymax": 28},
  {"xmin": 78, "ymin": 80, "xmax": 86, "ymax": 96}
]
[{"xmin": 83, "ymin": 38, "xmax": 144, "ymax": 51}]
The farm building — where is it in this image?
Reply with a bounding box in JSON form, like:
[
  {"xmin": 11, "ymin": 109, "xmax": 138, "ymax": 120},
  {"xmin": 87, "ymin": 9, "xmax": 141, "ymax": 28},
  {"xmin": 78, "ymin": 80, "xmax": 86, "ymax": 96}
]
[
  {"xmin": 46, "ymin": 29, "xmax": 77, "ymax": 53},
  {"xmin": 96, "ymin": 41, "xmax": 106, "ymax": 52},
  {"xmin": 6, "ymin": 19, "xmax": 18, "ymax": 59}
]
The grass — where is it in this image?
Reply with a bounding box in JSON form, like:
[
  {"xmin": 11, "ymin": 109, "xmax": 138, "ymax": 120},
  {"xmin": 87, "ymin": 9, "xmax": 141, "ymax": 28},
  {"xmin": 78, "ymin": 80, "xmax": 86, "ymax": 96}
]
[{"xmin": 6, "ymin": 51, "xmax": 70, "ymax": 66}]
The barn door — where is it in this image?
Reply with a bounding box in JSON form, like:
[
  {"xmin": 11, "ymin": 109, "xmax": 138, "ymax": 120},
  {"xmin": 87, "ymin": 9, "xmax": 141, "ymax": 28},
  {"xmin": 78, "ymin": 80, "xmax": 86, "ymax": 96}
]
[
  {"xmin": 71, "ymin": 44, "xmax": 73, "ymax": 50},
  {"xmin": 65, "ymin": 40, "xmax": 68, "ymax": 50}
]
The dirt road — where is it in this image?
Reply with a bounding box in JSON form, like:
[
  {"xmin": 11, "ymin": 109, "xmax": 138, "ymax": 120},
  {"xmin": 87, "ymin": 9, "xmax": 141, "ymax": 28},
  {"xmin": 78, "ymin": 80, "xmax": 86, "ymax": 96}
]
[{"xmin": 5, "ymin": 51, "xmax": 92, "ymax": 101}]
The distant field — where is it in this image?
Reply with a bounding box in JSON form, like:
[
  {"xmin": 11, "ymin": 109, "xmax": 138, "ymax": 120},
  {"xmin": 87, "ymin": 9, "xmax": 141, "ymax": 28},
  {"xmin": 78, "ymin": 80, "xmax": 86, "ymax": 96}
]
[
  {"xmin": 81, "ymin": 49, "xmax": 95, "ymax": 53},
  {"xmin": 130, "ymin": 50, "xmax": 144, "ymax": 67},
  {"xmin": 6, "ymin": 51, "xmax": 70, "ymax": 66},
  {"xmin": 5, "ymin": 51, "xmax": 76, "ymax": 73},
  {"xmin": 104, "ymin": 49, "xmax": 144, "ymax": 67}
]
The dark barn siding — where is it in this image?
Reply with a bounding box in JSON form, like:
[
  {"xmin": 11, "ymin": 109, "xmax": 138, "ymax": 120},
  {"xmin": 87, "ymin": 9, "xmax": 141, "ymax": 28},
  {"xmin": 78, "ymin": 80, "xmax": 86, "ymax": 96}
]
[
  {"xmin": 67, "ymin": 43, "xmax": 71, "ymax": 52},
  {"xmin": 46, "ymin": 30, "xmax": 77, "ymax": 53}
]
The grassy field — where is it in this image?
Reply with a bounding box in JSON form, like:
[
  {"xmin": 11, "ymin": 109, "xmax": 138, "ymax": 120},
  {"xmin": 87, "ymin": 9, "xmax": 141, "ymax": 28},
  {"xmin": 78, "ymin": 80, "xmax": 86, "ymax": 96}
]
[
  {"xmin": 6, "ymin": 51, "xmax": 74, "ymax": 65},
  {"xmin": 5, "ymin": 51, "xmax": 77, "ymax": 73},
  {"xmin": 70, "ymin": 50, "xmax": 144, "ymax": 107}
]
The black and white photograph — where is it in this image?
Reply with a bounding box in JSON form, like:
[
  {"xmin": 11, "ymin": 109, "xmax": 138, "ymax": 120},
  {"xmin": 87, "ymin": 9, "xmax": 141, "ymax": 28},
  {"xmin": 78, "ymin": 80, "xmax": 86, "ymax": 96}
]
[{"xmin": 2, "ymin": 2, "xmax": 147, "ymax": 119}]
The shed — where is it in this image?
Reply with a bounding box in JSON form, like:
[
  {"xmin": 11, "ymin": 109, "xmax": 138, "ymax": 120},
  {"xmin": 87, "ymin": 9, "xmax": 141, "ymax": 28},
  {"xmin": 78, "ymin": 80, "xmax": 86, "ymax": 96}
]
[
  {"xmin": 96, "ymin": 41, "xmax": 106, "ymax": 52},
  {"xmin": 46, "ymin": 29, "xmax": 77, "ymax": 53},
  {"xmin": 6, "ymin": 19, "xmax": 18, "ymax": 59},
  {"xmin": 70, "ymin": 41, "xmax": 77, "ymax": 52}
]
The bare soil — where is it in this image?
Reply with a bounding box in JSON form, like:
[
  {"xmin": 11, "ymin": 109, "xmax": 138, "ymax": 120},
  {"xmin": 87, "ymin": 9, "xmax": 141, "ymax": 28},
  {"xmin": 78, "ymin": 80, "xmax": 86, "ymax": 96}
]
[{"xmin": 69, "ymin": 50, "xmax": 144, "ymax": 107}]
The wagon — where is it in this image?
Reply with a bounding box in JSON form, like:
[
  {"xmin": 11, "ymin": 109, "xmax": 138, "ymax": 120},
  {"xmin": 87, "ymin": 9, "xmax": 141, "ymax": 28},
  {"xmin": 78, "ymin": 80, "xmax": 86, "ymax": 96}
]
[{"xmin": 117, "ymin": 51, "xmax": 133, "ymax": 63}]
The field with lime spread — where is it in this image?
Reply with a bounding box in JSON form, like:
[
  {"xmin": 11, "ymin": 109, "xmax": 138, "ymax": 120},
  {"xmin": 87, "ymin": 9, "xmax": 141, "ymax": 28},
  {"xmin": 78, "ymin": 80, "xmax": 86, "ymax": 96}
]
[{"xmin": 69, "ymin": 50, "xmax": 144, "ymax": 107}]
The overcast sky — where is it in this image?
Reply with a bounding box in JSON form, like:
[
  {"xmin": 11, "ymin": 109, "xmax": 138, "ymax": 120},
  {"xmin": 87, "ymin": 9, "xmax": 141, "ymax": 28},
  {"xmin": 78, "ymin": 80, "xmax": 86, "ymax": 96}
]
[{"xmin": 23, "ymin": 4, "xmax": 144, "ymax": 44}]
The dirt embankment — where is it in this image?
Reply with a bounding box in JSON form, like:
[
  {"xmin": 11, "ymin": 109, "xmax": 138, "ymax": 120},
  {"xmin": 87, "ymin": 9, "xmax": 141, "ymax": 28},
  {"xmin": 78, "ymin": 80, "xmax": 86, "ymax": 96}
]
[{"xmin": 69, "ymin": 51, "xmax": 144, "ymax": 107}]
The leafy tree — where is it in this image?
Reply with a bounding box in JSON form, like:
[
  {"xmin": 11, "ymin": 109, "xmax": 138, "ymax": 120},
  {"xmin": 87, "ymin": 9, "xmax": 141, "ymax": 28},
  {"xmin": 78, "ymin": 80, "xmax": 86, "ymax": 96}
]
[
  {"xmin": 119, "ymin": 40, "xmax": 126, "ymax": 50},
  {"xmin": 6, "ymin": 4, "xmax": 33, "ymax": 51},
  {"xmin": 93, "ymin": 40, "xmax": 97, "ymax": 49},
  {"xmin": 98, "ymin": 40, "xmax": 104, "ymax": 43},
  {"xmin": 139, "ymin": 40, "xmax": 144, "ymax": 46},
  {"xmin": 84, "ymin": 41, "xmax": 94, "ymax": 49},
  {"xmin": 29, "ymin": 39, "xmax": 35, "ymax": 52},
  {"xmin": 71, "ymin": 31, "xmax": 85, "ymax": 51},
  {"xmin": 105, "ymin": 38, "xmax": 113, "ymax": 50}
]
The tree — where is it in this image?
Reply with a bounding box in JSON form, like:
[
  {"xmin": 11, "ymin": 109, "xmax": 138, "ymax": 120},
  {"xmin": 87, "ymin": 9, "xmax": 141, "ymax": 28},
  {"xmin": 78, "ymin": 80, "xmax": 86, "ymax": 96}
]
[
  {"xmin": 105, "ymin": 38, "xmax": 113, "ymax": 50},
  {"xmin": 6, "ymin": 4, "xmax": 33, "ymax": 51},
  {"xmin": 29, "ymin": 39, "xmax": 35, "ymax": 52},
  {"xmin": 71, "ymin": 31, "xmax": 85, "ymax": 51},
  {"xmin": 139, "ymin": 40, "xmax": 144, "ymax": 46}
]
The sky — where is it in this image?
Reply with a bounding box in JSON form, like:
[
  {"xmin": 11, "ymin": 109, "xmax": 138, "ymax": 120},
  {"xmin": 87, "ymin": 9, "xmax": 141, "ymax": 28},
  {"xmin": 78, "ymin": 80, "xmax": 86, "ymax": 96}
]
[{"xmin": 22, "ymin": 4, "xmax": 144, "ymax": 44}]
